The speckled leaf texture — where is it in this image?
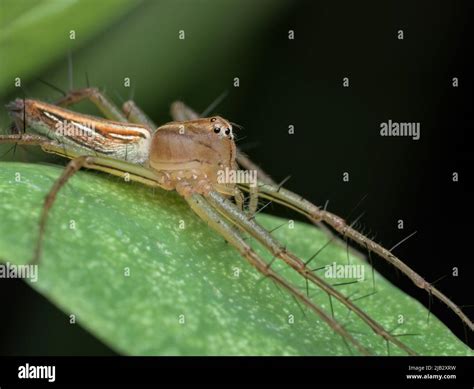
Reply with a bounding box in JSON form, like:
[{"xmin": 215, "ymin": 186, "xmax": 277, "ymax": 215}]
[{"xmin": 0, "ymin": 162, "xmax": 471, "ymax": 355}]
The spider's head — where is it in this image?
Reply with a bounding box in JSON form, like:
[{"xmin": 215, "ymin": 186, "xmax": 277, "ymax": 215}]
[
  {"xmin": 208, "ymin": 116, "xmax": 234, "ymax": 140},
  {"xmin": 150, "ymin": 116, "xmax": 237, "ymax": 179}
]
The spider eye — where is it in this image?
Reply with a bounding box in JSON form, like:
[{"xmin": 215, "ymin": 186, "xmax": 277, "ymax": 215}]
[
  {"xmin": 210, "ymin": 117, "xmax": 217, "ymax": 122},
  {"xmin": 213, "ymin": 127, "xmax": 220, "ymax": 133},
  {"xmin": 225, "ymin": 128, "xmax": 231, "ymax": 135}
]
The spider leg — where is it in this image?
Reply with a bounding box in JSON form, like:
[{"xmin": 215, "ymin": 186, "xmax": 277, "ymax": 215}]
[
  {"xmin": 122, "ymin": 100, "xmax": 156, "ymax": 129},
  {"xmin": 0, "ymin": 134, "xmax": 52, "ymax": 146},
  {"xmin": 54, "ymin": 87, "xmax": 158, "ymax": 132},
  {"xmin": 32, "ymin": 150, "xmax": 167, "ymax": 265},
  {"xmin": 247, "ymin": 184, "xmax": 259, "ymax": 217},
  {"xmin": 185, "ymin": 192, "xmax": 371, "ymax": 355},
  {"xmin": 32, "ymin": 155, "xmax": 88, "ymax": 265},
  {"xmin": 170, "ymin": 101, "xmax": 199, "ymax": 121},
  {"xmin": 206, "ymin": 190, "xmax": 417, "ymax": 355},
  {"xmin": 233, "ymin": 187, "xmax": 244, "ymax": 212},
  {"xmin": 0, "ymin": 136, "xmax": 167, "ymax": 264},
  {"xmin": 39, "ymin": 142, "xmax": 164, "ymax": 184},
  {"xmin": 240, "ymin": 182, "xmax": 474, "ymax": 332},
  {"xmin": 55, "ymin": 87, "xmax": 127, "ymax": 122}
]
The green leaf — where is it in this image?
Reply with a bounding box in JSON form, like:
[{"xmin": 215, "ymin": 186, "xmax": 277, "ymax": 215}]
[
  {"xmin": 0, "ymin": 162, "xmax": 471, "ymax": 355},
  {"xmin": 0, "ymin": 0, "xmax": 140, "ymax": 95},
  {"xmin": 0, "ymin": 0, "xmax": 291, "ymax": 108}
]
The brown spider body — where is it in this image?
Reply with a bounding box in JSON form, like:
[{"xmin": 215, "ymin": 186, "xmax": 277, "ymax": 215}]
[
  {"xmin": 9, "ymin": 98, "xmax": 238, "ymax": 197},
  {"xmin": 8, "ymin": 99, "xmax": 152, "ymax": 164},
  {"xmin": 149, "ymin": 116, "xmax": 238, "ymax": 196}
]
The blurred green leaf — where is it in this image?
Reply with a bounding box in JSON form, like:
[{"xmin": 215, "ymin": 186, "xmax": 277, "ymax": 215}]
[
  {"xmin": 0, "ymin": 0, "xmax": 141, "ymax": 95},
  {"xmin": 0, "ymin": 162, "xmax": 471, "ymax": 355},
  {"xmin": 0, "ymin": 0, "xmax": 291, "ymax": 109}
]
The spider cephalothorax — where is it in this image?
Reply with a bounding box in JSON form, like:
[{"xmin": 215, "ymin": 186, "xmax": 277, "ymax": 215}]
[{"xmin": 149, "ymin": 116, "xmax": 238, "ymax": 195}]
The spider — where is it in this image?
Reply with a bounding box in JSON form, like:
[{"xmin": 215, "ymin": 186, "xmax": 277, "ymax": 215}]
[{"xmin": 1, "ymin": 87, "xmax": 472, "ymax": 355}]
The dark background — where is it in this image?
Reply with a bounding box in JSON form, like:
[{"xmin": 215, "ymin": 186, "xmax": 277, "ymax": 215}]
[{"xmin": 0, "ymin": 0, "xmax": 473, "ymax": 354}]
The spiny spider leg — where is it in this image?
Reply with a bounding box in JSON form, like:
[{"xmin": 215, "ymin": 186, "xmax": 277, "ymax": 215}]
[
  {"xmin": 32, "ymin": 155, "xmax": 89, "ymax": 265},
  {"xmin": 52, "ymin": 87, "xmax": 158, "ymax": 137},
  {"xmin": 0, "ymin": 134, "xmax": 52, "ymax": 146},
  {"xmin": 238, "ymin": 182, "xmax": 474, "ymax": 332},
  {"xmin": 185, "ymin": 193, "xmax": 371, "ymax": 356},
  {"xmin": 53, "ymin": 87, "xmax": 157, "ymax": 132},
  {"xmin": 55, "ymin": 87, "xmax": 128, "ymax": 122},
  {"xmin": 122, "ymin": 100, "xmax": 156, "ymax": 129},
  {"xmin": 205, "ymin": 190, "xmax": 417, "ymax": 355},
  {"xmin": 247, "ymin": 184, "xmax": 259, "ymax": 216}
]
